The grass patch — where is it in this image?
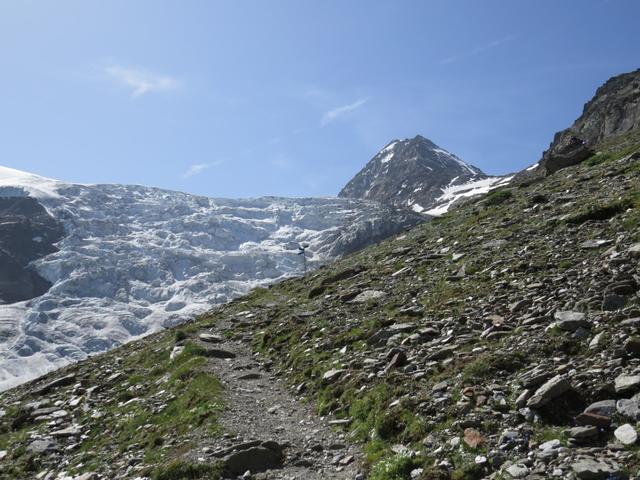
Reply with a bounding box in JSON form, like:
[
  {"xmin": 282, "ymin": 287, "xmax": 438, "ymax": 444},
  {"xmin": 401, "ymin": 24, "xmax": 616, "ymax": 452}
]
[
  {"xmin": 565, "ymin": 197, "xmax": 635, "ymax": 224},
  {"xmin": 369, "ymin": 454, "xmax": 416, "ymax": 480},
  {"xmin": 485, "ymin": 189, "xmax": 513, "ymax": 206},
  {"xmin": 152, "ymin": 460, "xmax": 223, "ymax": 480}
]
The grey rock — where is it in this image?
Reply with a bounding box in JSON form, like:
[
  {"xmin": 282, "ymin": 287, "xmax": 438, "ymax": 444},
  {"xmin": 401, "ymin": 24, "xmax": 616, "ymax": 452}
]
[
  {"xmin": 602, "ymin": 294, "xmax": 626, "ymax": 311},
  {"xmin": 27, "ymin": 439, "xmax": 59, "ymax": 454},
  {"xmin": 617, "ymin": 394, "xmax": 640, "ymax": 420},
  {"xmin": 527, "ymin": 375, "xmax": 571, "ymax": 408},
  {"xmin": 554, "ymin": 311, "xmax": 588, "ymax": 331},
  {"xmin": 614, "ymin": 373, "xmax": 640, "ymax": 394},
  {"xmin": 199, "ymin": 333, "xmax": 223, "ymax": 343},
  {"xmin": 584, "ymin": 399, "xmax": 617, "ymax": 417},
  {"xmin": 322, "ymin": 369, "xmax": 344, "ymax": 384},
  {"xmin": 224, "ymin": 446, "xmax": 283, "ymax": 475},
  {"xmin": 33, "ymin": 374, "xmax": 76, "ymax": 396},
  {"xmin": 628, "ymin": 243, "xmax": 640, "ymax": 258},
  {"xmin": 567, "ymin": 426, "xmax": 599, "ymax": 440},
  {"xmin": 614, "ymin": 423, "xmax": 638, "ymax": 445},
  {"xmin": 572, "ymin": 458, "xmax": 622, "ymax": 480},
  {"xmin": 506, "ymin": 463, "xmax": 529, "ymax": 478},
  {"xmin": 351, "ymin": 290, "xmax": 387, "ymax": 303},
  {"xmin": 202, "ymin": 348, "xmax": 237, "ymax": 359}
]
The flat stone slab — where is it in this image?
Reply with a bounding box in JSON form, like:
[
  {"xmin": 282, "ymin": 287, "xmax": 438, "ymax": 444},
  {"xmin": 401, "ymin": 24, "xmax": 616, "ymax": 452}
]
[
  {"xmin": 350, "ymin": 290, "xmax": 387, "ymax": 303},
  {"xmin": 527, "ymin": 375, "xmax": 571, "ymax": 408},
  {"xmin": 224, "ymin": 446, "xmax": 283, "ymax": 475},
  {"xmin": 199, "ymin": 333, "xmax": 224, "ymax": 343},
  {"xmin": 572, "ymin": 458, "xmax": 623, "ymax": 480}
]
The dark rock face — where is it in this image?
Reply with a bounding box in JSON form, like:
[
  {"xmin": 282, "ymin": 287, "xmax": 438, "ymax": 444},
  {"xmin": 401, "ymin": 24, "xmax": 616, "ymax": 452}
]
[
  {"xmin": 339, "ymin": 135, "xmax": 486, "ymax": 213},
  {"xmin": 537, "ymin": 69, "xmax": 640, "ymax": 176},
  {"xmin": 0, "ymin": 194, "xmax": 64, "ymax": 304}
]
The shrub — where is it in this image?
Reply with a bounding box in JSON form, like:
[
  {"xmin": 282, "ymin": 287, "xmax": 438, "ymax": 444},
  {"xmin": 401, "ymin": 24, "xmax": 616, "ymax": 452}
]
[
  {"xmin": 585, "ymin": 152, "xmax": 613, "ymax": 166},
  {"xmin": 485, "ymin": 189, "xmax": 513, "ymax": 206},
  {"xmin": 152, "ymin": 460, "xmax": 222, "ymax": 480},
  {"xmin": 452, "ymin": 463, "xmax": 485, "ymax": 480},
  {"xmin": 565, "ymin": 198, "xmax": 634, "ymax": 224},
  {"xmin": 370, "ymin": 455, "xmax": 416, "ymax": 480}
]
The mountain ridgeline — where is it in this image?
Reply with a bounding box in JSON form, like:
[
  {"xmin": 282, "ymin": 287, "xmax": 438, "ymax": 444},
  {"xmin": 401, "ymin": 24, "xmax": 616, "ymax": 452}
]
[
  {"xmin": 0, "ymin": 69, "xmax": 639, "ymax": 480},
  {"xmin": 339, "ymin": 135, "xmax": 510, "ymax": 215},
  {"xmin": 525, "ymin": 68, "xmax": 640, "ymax": 178}
]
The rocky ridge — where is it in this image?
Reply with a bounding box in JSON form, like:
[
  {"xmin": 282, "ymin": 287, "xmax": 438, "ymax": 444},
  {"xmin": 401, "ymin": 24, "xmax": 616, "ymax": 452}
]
[
  {"xmin": 338, "ymin": 135, "xmax": 510, "ymax": 215},
  {"xmin": 529, "ymin": 69, "xmax": 640, "ymax": 177}
]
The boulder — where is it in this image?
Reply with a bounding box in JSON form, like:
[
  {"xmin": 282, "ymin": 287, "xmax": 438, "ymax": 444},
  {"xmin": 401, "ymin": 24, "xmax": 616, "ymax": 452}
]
[
  {"xmin": 526, "ymin": 375, "xmax": 571, "ymax": 408},
  {"xmin": 322, "ymin": 369, "xmax": 344, "ymax": 384},
  {"xmin": 224, "ymin": 446, "xmax": 283, "ymax": 475},
  {"xmin": 614, "ymin": 423, "xmax": 637, "ymax": 445},
  {"xmin": 571, "ymin": 458, "xmax": 624, "ymax": 480},
  {"xmin": 617, "ymin": 394, "xmax": 640, "ymax": 420},
  {"xmin": 614, "ymin": 374, "xmax": 640, "ymax": 394}
]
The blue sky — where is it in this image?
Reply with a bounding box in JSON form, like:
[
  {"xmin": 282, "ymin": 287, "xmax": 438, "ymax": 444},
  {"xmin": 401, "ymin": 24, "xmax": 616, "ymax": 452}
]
[{"xmin": 0, "ymin": 1, "xmax": 638, "ymax": 198}]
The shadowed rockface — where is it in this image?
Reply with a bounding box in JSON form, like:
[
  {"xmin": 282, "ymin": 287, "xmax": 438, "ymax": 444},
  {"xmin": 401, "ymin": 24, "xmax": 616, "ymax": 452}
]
[{"xmin": 0, "ymin": 194, "xmax": 64, "ymax": 304}]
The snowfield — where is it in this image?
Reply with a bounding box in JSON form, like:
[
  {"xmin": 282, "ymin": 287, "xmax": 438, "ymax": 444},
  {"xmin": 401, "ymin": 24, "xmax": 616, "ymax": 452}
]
[
  {"xmin": 425, "ymin": 175, "xmax": 513, "ymax": 216},
  {"xmin": 0, "ymin": 166, "xmax": 420, "ymax": 390}
]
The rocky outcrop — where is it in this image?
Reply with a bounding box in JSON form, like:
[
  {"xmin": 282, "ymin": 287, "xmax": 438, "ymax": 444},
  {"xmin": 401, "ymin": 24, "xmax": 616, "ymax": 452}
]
[
  {"xmin": 531, "ymin": 69, "xmax": 640, "ymax": 176},
  {"xmin": 0, "ymin": 193, "xmax": 64, "ymax": 304}
]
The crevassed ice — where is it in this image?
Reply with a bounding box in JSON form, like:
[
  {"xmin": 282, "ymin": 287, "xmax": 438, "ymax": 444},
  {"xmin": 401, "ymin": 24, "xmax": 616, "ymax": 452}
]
[{"xmin": 0, "ymin": 166, "xmax": 414, "ymax": 391}]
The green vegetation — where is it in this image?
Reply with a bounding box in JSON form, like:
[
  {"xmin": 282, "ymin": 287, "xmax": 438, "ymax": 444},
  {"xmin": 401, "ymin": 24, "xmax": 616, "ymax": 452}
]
[
  {"xmin": 0, "ymin": 330, "xmax": 224, "ymax": 478},
  {"xmin": 485, "ymin": 189, "xmax": 513, "ymax": 206},
  {"xmin": 585, "ymin": 152, "xmax": 614, "ymax": 166},
  {"xmin": 152, "ymin": 460, "xmax": 223, "ymax": 480},
  {"xmin": 565, "ymin": 197, "xmax": 635, "ymax": 224},
  {"xmin": 369, "ymin": 455, "xmax": 416, "ymax": 480}
]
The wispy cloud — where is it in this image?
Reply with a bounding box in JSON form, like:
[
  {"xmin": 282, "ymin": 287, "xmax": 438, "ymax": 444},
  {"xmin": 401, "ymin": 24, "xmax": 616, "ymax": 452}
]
[
  {"xmin": 182, "ymin": 160, "xmax": 224, "ymax": 179},
  {"xmin": 270, "ymin": 154, "xmax": 291, "ymax": 169},
  {"xmin": 440, "ymin": 35, "xmax": 517, "ymax": 65},
  {"xmin": 104, "ymin": 65, "xmax": 180, "ymax": 98},
  {"xmin": 321, "ymin": 97, "xmax": 369, "ymax": 126}
]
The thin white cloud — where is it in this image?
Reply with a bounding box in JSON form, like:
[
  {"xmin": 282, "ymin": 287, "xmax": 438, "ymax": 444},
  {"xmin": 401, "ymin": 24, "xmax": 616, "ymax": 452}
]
[
  {"xmin": 440, "ymin": 35, "xmax": 517, "ymax": 65},
  {"xmin": 105, "ymin": 65, "xmax": 180, "ymax": 98},
  {"xmin": 270, "ymin": 154, "xmax": 291, "ymax": 169},
  {"xmin": 321, "ymin": 97, "xmax": 369, "ymax": 126},
  {"xmin": 182, "ymin": 160, "xmax": 224, "ymax": 179}
]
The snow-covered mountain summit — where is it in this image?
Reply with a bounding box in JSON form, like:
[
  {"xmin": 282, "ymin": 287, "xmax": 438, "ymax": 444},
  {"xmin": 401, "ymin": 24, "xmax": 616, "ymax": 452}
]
[
  {"xmin": 339, "ymin": 135, "xmax": 511, "ymax": 215},
  {"xmin": 0, "ymin": 166, "xmax": 421, "ymax": 390}
]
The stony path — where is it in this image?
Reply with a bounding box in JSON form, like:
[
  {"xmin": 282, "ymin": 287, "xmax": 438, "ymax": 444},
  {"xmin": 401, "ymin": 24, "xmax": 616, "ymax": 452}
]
[{"xmin": 192, "ymin": 317, "xmax": 364, "ymax": 480}]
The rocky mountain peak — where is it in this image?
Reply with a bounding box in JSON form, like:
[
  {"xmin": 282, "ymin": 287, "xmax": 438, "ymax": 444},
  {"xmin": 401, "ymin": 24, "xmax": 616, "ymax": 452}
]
[{"xmin": 339, "ymin": 135, "xmax": 509, "ymax": 215}]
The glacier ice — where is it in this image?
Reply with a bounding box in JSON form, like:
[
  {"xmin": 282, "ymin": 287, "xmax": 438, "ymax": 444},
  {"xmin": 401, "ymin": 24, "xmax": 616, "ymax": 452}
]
[{"xmin": 0, "ymin": 166, "xmax": 420, "ymax": 390}]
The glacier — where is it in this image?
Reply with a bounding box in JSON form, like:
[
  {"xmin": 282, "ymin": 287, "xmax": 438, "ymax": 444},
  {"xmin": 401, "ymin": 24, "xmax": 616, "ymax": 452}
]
[{"xmin": 0, "ymin": 166, "xmax": 421, "ymax": 391}]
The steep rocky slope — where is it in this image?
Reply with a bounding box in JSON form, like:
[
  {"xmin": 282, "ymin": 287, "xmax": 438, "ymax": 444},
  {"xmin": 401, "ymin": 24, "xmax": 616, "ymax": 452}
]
[
  {"xmin": 0, "ymin": 166, "xmax": 421, "ymax": 391},
  {"xmin": 339, "ymin": 135, "xmax": 510, "ymax": 215},
  {"xmin": 528, "ymin": 69, "xmax": 640, "ymax": 177},
  {"xmin": 1, "ymin": 130, "xmax": 637, "ymax": 480}
]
